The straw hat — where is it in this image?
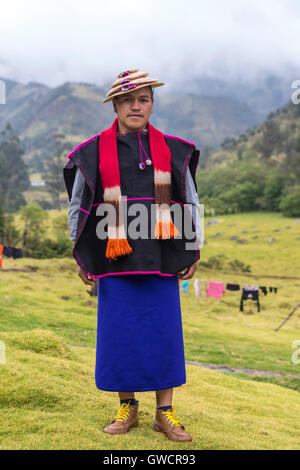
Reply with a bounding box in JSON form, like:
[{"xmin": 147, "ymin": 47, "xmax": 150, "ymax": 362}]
[{"xmin": 103, "ymin": 69, "xmax": 164, "ymax": 103}]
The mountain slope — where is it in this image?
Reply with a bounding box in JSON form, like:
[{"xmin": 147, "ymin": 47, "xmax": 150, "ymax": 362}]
[
  {"xmin": 151, "ymin": 92, "xmax": 257, "ymax": 148},
  {"xmin": 0, "ymin": 78, "xmax": 258, "ymax": 171},
  {"xmin": 205, "ymin": 99, "xmax": 300, "ymax": 175}
]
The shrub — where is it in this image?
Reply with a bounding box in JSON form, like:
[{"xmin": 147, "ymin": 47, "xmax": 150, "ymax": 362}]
[
  {"xmin": 279, "ymin": 186, "xmax": 300, "ymax": 216},
  {"xmin": 199, "ymin": 254, "xmax": 228, "ymax": 270},
  {"xmin": 228, "ymin": 259, "xmax": 251, "ymax": 272}
]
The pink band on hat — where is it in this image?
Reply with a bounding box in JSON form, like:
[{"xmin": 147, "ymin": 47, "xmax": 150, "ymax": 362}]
[
  {"xmin": 121, "ymin": 83, "xmax": 137, "ymax": 91},
  {"xmin": 120, "ymin": 78, "xmax": 131, "ymax": 85},
  {"xmin": 120, "ymin": 71, "xmax": 130, "ymax": 78}
]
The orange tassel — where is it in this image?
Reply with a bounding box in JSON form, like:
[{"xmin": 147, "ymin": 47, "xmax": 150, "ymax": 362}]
[
  {"xmin": 154, "ymin": 221, "xmax": 180, "ymax": 239},
  {"xmin": 106, "ymin": 238, "xmax": 133, "ymax": 260}
]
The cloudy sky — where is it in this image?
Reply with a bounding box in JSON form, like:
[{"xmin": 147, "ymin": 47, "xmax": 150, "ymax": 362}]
[{"xmin": 1, "ymin": 0, "xmax": 299, "ymax": 88}]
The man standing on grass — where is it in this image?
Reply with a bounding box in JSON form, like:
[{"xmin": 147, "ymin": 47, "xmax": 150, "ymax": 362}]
[{"xmin": 63, "ymin": 69, "xmax": 202, "ymax": 442}]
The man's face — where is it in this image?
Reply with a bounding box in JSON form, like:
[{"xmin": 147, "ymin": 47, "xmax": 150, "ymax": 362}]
[{"xmin": 113, "ymin": 86, "xmax": 154, "ymax": 133}]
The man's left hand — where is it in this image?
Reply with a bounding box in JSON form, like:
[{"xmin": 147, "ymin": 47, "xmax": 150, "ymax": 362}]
[{"xmin": 177, "ymin": 260, "xmax": 198, "ymax": 280}]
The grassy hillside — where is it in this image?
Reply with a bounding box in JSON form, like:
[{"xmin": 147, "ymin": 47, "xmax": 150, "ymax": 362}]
[
  {"xmin": 206, "ymin": 100, "xmax": 300, "ymax": 171},
  {"xmin": 0, "ymin": 330, "xmax": 299, "ymax": 450},
  {"xmin": 0, "ymin": 212, "xmax": 299, "ymax": 449}
]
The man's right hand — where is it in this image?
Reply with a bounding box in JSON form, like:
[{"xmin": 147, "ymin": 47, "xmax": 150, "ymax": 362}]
[{"xmin": 77, "ymin": 266, "xmax": 97, "ymax": 285}]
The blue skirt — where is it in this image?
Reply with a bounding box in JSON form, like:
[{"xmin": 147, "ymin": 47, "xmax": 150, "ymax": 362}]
[{"xmin": 95, "ymin": 274, "xmax": 186, "ymax": 392}]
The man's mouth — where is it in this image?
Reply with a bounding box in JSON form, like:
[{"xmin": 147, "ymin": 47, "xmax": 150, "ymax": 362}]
[{"xmin": 128, "ymin": 114, "xmax": 143, "ymax": 118}]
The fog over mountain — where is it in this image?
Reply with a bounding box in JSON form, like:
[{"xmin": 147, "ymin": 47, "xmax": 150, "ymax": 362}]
[
  {"xmin": 0, "ymin": 0, "xmax": 299, "ymax": 168},
  {"xmin": 0, "ymin": 0, "xmax": 300, "ymax": 91}
]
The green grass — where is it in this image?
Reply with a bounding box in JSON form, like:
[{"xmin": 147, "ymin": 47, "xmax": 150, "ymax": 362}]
[
  {"xmin": 0, "ymin": 330, "xmax": 299, "ymax": 450},
  {"xmin": 0, "ymin": 211, "xmax": 299, "ymax": 449}
]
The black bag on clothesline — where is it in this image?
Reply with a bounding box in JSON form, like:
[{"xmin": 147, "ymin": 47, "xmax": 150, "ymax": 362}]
[
  {"xmin": 240, "ymin": 285, "xmax": 260, "ymax": 313},
  {"xmin": 226, "ymin": 283, "xmax": 240, "ymax": 291}
]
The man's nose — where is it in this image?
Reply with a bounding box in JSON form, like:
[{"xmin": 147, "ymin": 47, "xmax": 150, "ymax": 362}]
[{"xmin": 131, "ymin": 100, "xmax": 141, "ymax": 110}]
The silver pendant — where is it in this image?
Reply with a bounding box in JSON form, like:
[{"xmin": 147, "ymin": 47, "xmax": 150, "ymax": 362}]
[
  {"xmin": 145, "ymin": 159, "xmax": 152, "ymax": 166},
  {"xmin": 139, "ymin": 162, "xmax": 146, "ymax": 170}
]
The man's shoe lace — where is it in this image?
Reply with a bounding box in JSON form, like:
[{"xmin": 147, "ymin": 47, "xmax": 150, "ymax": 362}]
[
  {"xmin": 113, "ymin": 403, "xmax": 131, "ymax": 422},
  {"xmin": 162, "ymin": 407, "xmax": 183, "ymax": 427}
]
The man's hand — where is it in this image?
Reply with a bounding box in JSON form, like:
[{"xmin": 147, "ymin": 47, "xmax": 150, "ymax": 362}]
[
  {"xmin": 77, "ymin": 266, "xmax": 97, "ymax": 285},
  {"xmin": 177, "ymin": 261, "xmax": 198, "ymax": 280}
]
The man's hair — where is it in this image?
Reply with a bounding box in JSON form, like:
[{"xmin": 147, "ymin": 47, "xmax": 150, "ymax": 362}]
[
  {"xmin": 149, "ymin": 86, "xmax": 154, "ymax": 100},
  {"xmin": 113, "ymin": 86, "xmax": 154, "ymax": 106}
]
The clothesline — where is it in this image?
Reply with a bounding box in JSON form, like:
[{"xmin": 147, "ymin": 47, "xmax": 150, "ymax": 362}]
[
  {"xmin": 180, "ymin": 279, "xmax": 279, "ymax": 295},
  {"xmin": 179, "ymin": 279, "xmax": 279, "ymax": 312}
]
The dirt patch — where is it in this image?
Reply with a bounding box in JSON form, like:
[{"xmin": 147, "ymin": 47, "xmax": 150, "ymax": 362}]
[{"xmin": 186, "ymin": 361, "xmax": 300, "ymax": 378}]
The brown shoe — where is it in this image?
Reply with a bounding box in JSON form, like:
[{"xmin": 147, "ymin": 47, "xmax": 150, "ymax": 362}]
[
  {"xmin": 103, "ymin": 401, "xmax": 139, "ymax": 435},
  {"xmin": 153, "ymin": 407, "xmax": 193, "ymax": 442}
]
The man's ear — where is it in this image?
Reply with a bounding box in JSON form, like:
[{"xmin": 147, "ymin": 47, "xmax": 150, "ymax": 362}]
[
  {"xmin": 113, "ymin": 99, "xmax": 118, "ymax": 114},
  {"xmin": 150, "ymin": 98, "xmax": 154, "ymax": 115}
]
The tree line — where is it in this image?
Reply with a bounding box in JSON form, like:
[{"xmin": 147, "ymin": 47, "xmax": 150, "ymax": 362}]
[
  {"xmin": 0, "ymin": 123, "xmax": 73, "ymax": 258},
  {"xmin": 196, "ymin": 160, "xmax": 300, "ymax": 216}
]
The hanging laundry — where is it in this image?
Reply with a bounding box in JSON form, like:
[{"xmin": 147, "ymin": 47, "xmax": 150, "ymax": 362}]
[
  {"xmin": 193, "ymin": 280, "xmax": 208, "ymax": 301},
  {"xmin": 240, "ymin": 285, "xmax": 260, "ymax": 312},
  {"xmin": 0, "ymin": 244, "xmax": 3, "ymax": 268},
  {"xmin": 12, "ymin": 248, "xmax": 23, "ymax": 259},
  {"xmin": 181, "ymin": 280, "xmax": 189, "ymax": 296},
  {"xmin": 3, "ymin": 246, "xmax": 13, "ymax": 257},
  {"xmin": 199, "ymin": 280, "xmax": 208, "ymax": 298},
  {"xmin": 193, "ymin": 278, "xmax": 200, "ymax": 300},
  {"xmin": 269, "ymin": 286, "xmax": 278, "ymax": 294},
  {"xmin": 226, "ymin": 283, "xmax": 240, "ymax": 291},
  {"xmin": 2, "ymin": 246, "xmax": 23, "ymax": 259},
  {"xmin": 259, "ymin": 286, "xmax": 268, "ymax": 296},
  {"xmin": 206, "ymin": 281, "xmax": 225, "ymax": 299},
  {"xmin": 194, "ymin": 279, "xmax": 208, "ymax": 299}
]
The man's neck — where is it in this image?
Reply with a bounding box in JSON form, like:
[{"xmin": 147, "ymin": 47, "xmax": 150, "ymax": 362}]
[{"xmin": 117, "ymin": 119, "xmax": 148, "ymax": 134}]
